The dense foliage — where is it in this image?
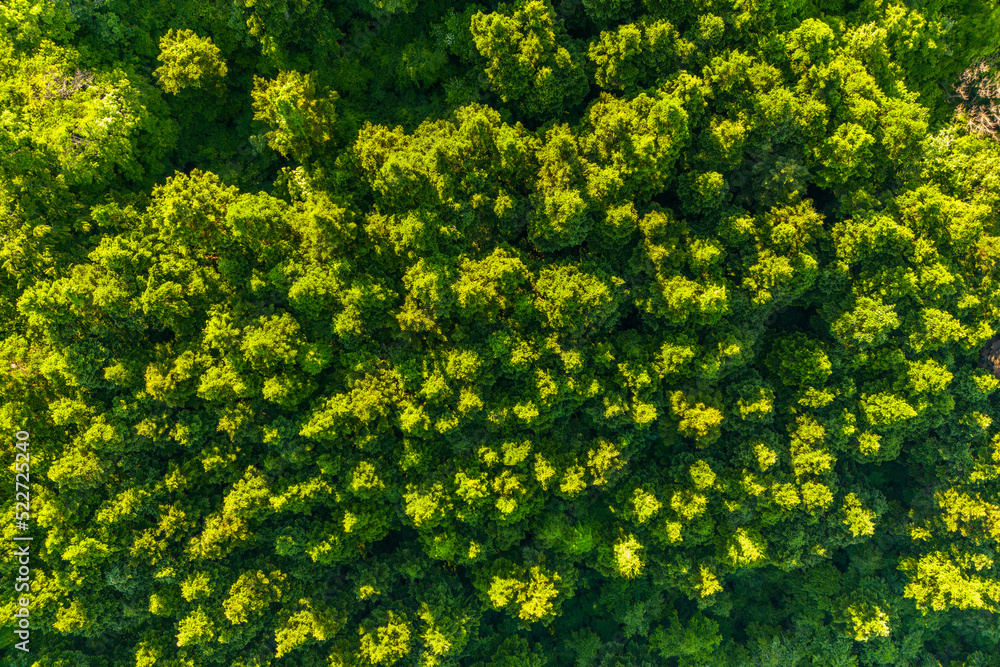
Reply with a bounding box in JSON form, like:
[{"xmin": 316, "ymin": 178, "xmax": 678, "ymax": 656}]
[{"xmin": 4, "ymin": 0, "xmax": 1000, "ymax": 665}]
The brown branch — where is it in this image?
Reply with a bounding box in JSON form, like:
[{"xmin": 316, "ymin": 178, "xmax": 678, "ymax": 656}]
[{"xmin": 953, "ymin": 55, "xmax": 1000, "ymax": 140}]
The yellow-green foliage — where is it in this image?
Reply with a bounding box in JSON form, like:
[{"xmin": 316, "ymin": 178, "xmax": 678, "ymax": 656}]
[
  {"xmin": 154, "ymin": 29, "xmax": 227, "ymax": 94},
  {"xmin": 5, "ymin": 0, "xmax": 1000, "ymax": 664}
]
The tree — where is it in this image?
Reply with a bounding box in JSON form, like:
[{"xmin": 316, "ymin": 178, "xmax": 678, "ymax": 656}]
[
  {"xmin": 470, "ymin": 0, "xmax": 589, "ymax": 120},
  {"xmin": 154, "ymin": 29, "xmax": 228, "ymax": 95},
  {"xmin": 251, "ymin": 70, "xmax": 339, "ymax": 163}
]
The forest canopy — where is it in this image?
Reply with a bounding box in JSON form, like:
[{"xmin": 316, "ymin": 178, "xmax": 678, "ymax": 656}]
[{"xmin": 3, "ymin": 0, "xmax": 1000, "ymax": 665}]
